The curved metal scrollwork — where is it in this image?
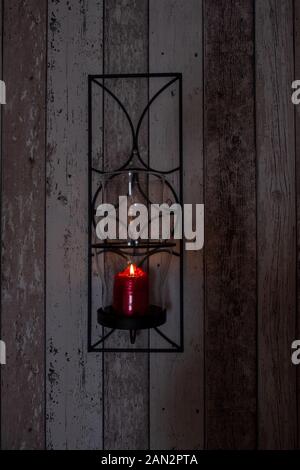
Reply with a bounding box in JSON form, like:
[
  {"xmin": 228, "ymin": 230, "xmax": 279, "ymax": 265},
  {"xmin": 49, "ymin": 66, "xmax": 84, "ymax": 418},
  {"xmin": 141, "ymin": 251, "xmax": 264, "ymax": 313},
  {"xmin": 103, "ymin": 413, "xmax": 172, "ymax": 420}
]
[{"xmin": 92, "ymin": 75, "xmax": 180, "ymax": 174}]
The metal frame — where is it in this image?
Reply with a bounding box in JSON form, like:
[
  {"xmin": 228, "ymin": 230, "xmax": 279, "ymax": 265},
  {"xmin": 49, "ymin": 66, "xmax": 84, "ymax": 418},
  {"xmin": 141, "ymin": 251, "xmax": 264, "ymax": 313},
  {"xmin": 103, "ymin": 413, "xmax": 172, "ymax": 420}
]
[{"xmin": 88, "ymin": 73, "xmax": 183, "ymax": 353}]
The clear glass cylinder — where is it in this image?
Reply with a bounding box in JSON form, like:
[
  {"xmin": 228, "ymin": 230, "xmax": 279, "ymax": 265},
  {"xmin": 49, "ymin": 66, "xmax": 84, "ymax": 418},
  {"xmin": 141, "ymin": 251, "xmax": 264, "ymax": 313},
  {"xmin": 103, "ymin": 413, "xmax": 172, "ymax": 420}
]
[{"xmin": 92, "ymin": 170, "xmax": 175, "ymax": 313}]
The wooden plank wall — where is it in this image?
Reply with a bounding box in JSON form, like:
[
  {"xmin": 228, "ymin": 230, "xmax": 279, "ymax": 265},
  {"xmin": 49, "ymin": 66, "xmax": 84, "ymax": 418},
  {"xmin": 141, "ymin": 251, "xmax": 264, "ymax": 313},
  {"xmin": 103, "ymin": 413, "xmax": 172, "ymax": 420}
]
[
  {"xmin": 103, "ymin": 0, "xmax": 149, "ymax": 450},
  {"xmin": 295, "ymin": 0, "xmax": 300, "ymax": 450},
  {"xmin": 0, "ymin": 0, "xmax": 300, "ymax": 450},
  {"xmin": 256, "ymin": 0, "xmax": 297, "ymax": 449},
  {"xmin": 149, "ymin": 0, "xmax": 203, "ymax": 450},
  {"xmin": 46, "ymin": 0, "xmax": 103, "ymax": 449},
  {"xmin": 1, "ymin": 0, "xmax": 46, "ymax": 449},
  {"xmin": 204, "ymin": 0, "xmax": 257, "ymax": 449}
]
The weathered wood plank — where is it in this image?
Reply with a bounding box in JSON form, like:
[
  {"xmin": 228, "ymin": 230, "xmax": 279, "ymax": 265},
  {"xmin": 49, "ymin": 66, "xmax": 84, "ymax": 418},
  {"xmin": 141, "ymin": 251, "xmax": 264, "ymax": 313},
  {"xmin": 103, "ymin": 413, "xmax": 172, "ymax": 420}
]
[
  {"xmin": 295, "ymin": 0, "xmax": 300, "ymax": 450},
  {"xmin": 1, "ymin": 0, "xmax": 46, "ymax": 449},
  {"xmin": 149, "ymin": 0, "xmax": 204, "ymax": 450},
  {"xmin": 204, "ymin": 0, "xmax": 256, "ymax": 449},
  {"xmin": 256, "ymin": 0, "xmax": 297, "ymax": 449},
  {"xmin": 46, "ymin": 0, "xmax": 103, "ymax": 449},
  {"xmin": 103, "ymin": 0, "xmax": 149, "ymax": 450}
]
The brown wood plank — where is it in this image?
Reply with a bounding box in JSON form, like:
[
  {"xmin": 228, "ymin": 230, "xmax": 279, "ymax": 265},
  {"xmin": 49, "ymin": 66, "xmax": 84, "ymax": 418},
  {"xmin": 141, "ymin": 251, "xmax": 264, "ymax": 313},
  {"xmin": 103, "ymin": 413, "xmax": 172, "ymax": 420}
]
[
  {"xmin": 204, "ymin": 0, "xmax": 257, "ymax": 449},
  {"xmin": 1, "ymin": 0, "xmax": 46, "ymax": 449},
  {"xmin": 149, "ymin": 0, "xmax": 204, "ymax": 450},
  {"xmin": 256, "ymin": 0, "xmax": 297, "ymax": 449},
  {"xmin": 46, "ymin": 0, "xmax": 103, "ymax": 449},
  {"xmin": 103, "ymin": 0, "xmax": 149, "ymax": 450}
]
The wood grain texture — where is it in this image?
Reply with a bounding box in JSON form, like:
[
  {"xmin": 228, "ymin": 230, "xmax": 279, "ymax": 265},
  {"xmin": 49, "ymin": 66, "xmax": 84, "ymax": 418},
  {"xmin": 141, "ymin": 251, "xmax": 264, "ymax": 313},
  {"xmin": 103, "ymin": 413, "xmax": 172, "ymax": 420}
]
[
  {"xmin": 149, "ymin": 0, "xmax": 204, "ymax": 450},
  {"xmin": 46, "ymin": 0, "xmax": 103, "ymax": 449},
  {"xmin": 1, "ymin": 0, "xmax": 46, "ymax": 449},
  {"xmin": 103, "ymin": 0, "xmax": 149, "ymax": 450},
  {"xmin": 1, "ymin": 0, "xmax": 299, "ymax": 450},
  {"xmin": 256, "ymin": 0, "xmax": 297, "ymax": 449},
  {"xmin": 295, "ymin": 0, "xmax": 300, "ymax": 451},
  {"xmin": 204, "ymin": 0, "xmax": 256, "ymax": 449}
]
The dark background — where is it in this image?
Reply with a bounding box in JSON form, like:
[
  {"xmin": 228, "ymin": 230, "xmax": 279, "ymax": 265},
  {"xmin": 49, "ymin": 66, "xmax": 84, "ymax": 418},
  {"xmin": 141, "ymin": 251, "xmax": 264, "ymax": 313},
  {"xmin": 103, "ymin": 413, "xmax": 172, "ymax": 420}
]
[{"xmin": 0, "ymin": 0, "xmax": 299, "ymax": 450}]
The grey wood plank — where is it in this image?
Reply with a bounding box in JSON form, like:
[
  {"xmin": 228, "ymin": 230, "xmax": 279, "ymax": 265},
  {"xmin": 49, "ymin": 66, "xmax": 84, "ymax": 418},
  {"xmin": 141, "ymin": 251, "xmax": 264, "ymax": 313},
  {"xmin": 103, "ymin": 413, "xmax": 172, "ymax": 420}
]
[
  {"xmin": 149, "ymin": 0, "xmax": 204, "ymax": 450},
  {"xmin": 256, "ymin": 0, "xmax": 297, "ymax": 449},
  {"xmin": 1, "ymin": 0, "xmax": 46, "ymax": 449},
  {"xmin": 103, "ymin": 0, "xmax": 149, "ymax": 450},
  {"xmin": 204, "ymin": 0, "xmax": 257, "ymax": 449},
  {"xmin": 46, "ymin": 0, "xmax": 103, "ymax": 450}
]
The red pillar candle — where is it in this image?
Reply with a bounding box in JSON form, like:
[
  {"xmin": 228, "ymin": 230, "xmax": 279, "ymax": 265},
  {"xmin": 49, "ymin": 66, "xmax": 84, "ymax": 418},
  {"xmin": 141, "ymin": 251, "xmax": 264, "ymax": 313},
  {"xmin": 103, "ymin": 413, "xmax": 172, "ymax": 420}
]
[{"xmin": 113, "ymin": 263, "xmax": 149, "ymax": 316}]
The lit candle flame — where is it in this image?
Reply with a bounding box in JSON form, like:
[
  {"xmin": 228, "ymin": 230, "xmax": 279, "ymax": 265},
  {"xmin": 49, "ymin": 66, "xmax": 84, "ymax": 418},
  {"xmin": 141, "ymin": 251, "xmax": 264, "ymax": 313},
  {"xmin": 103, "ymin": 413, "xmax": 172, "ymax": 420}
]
[{"xmin": 129, "ymin": 263, "xmax": 135, "ymax": 276}]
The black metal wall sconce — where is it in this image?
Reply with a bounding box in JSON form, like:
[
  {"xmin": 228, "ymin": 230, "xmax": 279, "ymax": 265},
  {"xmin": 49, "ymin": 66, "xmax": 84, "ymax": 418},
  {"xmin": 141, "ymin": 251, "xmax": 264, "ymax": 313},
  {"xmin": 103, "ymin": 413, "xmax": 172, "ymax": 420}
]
[{"xmin": 88, "ymin": 73, "xmax": 183, "ymax": 353}]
